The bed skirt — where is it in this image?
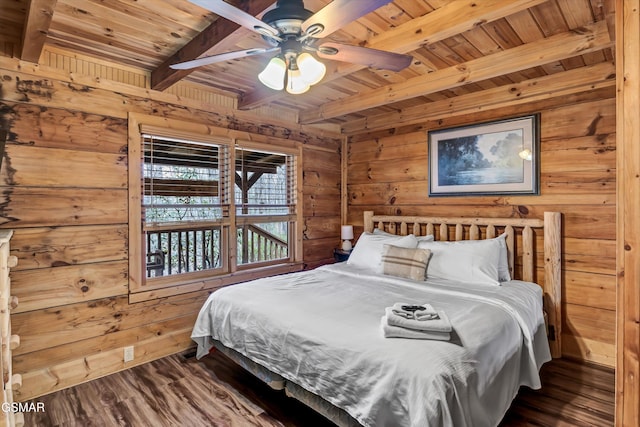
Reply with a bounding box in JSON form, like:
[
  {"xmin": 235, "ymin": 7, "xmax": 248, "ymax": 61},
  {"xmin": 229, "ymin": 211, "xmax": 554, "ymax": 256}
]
[{"xmin": 211, "ymin": 339, "xmax": 361, "ymax": 426}]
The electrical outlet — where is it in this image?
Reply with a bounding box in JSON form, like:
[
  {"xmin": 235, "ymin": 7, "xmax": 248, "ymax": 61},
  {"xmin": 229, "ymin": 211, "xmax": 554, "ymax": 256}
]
[{"xmin": 124, "ymin": 345, "xmax": 134, "ymax": 362}]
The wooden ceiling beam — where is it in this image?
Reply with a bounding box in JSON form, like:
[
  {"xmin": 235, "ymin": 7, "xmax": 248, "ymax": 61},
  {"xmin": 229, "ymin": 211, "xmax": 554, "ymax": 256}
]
[
  {"xmin": 237, "ymin": 0, "xmax": 548, "ymax": 110},
  {"xmin": 20, "ymin": 0, "xmax": 57, "ymax": 63},
  {"xmin": 341, "ymin": 62, "xmax": 616, "ymax": 134},
  {"xmin": 151, "ymin": 0, "xmax": 275, "ymax": 91},
  {"xmin": 299, "ymin": 20, "xmax": 613, "ymax": 123}
]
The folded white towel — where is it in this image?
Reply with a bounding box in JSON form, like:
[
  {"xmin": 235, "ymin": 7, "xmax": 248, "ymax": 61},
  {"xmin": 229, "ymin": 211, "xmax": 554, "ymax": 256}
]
[
  {"xmin": 415, "ymin": 308, "xmax": 440, "ymax": 321},
  {"xmin": 391, "ymin": 302, "xmax": 437, "ymax": 320},
  {"xmin": 385, "ymin": 307, "xmax": 452, "ymax": 333},
  {"xmin": 380, "ymin": 316, "xmax": 451, "ymax": 340}
]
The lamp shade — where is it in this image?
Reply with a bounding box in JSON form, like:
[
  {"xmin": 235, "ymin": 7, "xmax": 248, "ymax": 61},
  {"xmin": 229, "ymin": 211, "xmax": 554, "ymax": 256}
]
[
  {"xmin": 286, "ymin": 67, "xmax": 311, "ymax": 94},
  {"xmin": 297, "ymin": 52, "xmax": 326, "ymax": 86},
  {"xmin": 341, "ymin": 225, "xmax": 354, "ymax": 240},
  {"xmin": 258, "ymin": 57, "xmax": 286, "ymax": 91}
]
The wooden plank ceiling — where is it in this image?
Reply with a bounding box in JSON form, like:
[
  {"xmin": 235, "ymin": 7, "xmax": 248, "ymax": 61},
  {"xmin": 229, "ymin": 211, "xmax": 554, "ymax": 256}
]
[{"xmin": 2, "ymin": 0, "xmax": 615, "ymax": 130}]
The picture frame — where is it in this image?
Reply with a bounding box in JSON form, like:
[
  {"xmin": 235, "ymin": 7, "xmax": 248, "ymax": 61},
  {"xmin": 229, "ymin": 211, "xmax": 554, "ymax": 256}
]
[{"xmin": 428, "ymin": 114, "xmax": 540, "ymax": 197}]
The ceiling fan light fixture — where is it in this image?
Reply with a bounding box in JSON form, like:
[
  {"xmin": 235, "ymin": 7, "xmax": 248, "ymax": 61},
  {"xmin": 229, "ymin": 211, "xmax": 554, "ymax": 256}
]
[
  {"xmin": 297, "ymin": 52, "xmax": 326, "ymax": 86},
  {"xmin": 258, "ymin": 56, "xmax": 287, "ymax": 90},
  {"xmin": 286, "ymin": 66, "xmax": 311, "ymax": 94},
  {"xmin": 173, "ymin": 0, "xmax": 414, "ymax": 90}
]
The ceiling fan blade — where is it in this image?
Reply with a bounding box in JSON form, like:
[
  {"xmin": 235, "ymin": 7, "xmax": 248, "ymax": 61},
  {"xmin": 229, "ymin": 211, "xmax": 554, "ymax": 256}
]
[
  {"xmin": 302, "ymin": 0, "xmax": 393, "ymax": 38},
  {"xmin": 316, "ymin": 42, "xmax": 412, "ymax": 72},
  {"xmin": 170, "ymin": 47, "xmax": 280, "ymax": 70},
  {"xmin": 188, "ymin": 0, "xmax": 279, "ymax": 38}
]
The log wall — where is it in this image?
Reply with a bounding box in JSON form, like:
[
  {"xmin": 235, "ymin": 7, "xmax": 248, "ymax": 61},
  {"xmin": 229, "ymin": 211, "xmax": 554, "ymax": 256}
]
[
  {"xmin": 345, "ymin": 87, "xmax": 617, "ymax": 367},
  {"xmin": 0, "ymin": 57, "xmax": 342, "ymax": 400},
  {"xmin": 0, "ymin": 43, "xmax": 619, "ymax": 401}
]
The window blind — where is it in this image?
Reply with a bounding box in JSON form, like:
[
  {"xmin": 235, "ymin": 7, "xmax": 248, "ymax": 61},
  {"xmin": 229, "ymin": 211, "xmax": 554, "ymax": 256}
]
[
  {"xmin": 142, "ymin": 134, "xmax": 229, "ymax": 225},
  {"xmin": 234, "ymin": 147, "xmax": 296, "ymax": 217}
]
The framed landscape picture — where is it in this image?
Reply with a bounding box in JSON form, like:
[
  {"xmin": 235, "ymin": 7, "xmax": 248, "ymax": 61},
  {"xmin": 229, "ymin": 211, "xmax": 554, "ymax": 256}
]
[{"xmin": 428, "ymin": 114, "xmax": 540, "ymax": 197}]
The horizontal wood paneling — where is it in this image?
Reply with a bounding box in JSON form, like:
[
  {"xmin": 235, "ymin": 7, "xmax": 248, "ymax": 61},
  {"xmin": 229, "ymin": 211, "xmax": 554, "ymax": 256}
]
[
  {"xmin": 347, "ymin": 96, "xmax": 617, "ymax": 366},
  {"xmin": 303, "ymin": 237, "xmax": 338, "ymax": 266},
  {"xmin": 9, "ymin": 225, "xmax": 128, "ymax": 271},
  {"xmin": 541, "ymin": 170, "xmax": 616, "ymax": 194},
  {"xmin": 303, "ymin": 193, "xmax": 341, "ymax": 218},
  {"xmin": 562, "ymin": 335, "xmax": 616, "ymax": 367},
  {"xmin": 301, "ymin": 145, "xmax": 342, "ymax": 264},
  {"xmin": 347, "ymin": 87, "xmax": 615, "ymax": 145},
  {"xmin": 541, "ymin": 146, "xmax": 615, "ymax": 172},
  {"xmin": 0, "ymin": 63, "xmax": 342, "ymax": 401},
  {"xmin": 541, "ymin": 101, "xmax": 616, "ymax": 141},
  {"xmin": 562, "ymin": 303, "xmax": 616, "ymax": 365},
  {"xmin": 13, "ymin": 314, "xmax": 196, "ymax": 373},
  {"xmin": 11, "ymin": 291, "xmax": 199, "ymax": 356},
  {"xmin": 349, "ymin": 132, "xmax": 427, "ymax": 161},
  {"xmin": 11, "ymin": 260, "xmax": 129, "ymax": 313},
  {"xmin": 348, "ymin": 156, "xmax": 428, "ymax": 184},
  {"xmin": 563, "ymin": 252, "xmax": 615, "ymax": 275},
  {"xmin": 0, "ymin": 187, "xmax": 128, "ymax": 228},
  {"xmin": 1, "ymin": 101, "xmax": 128, "ymax": 153},
  {"xmin": 562, "ymin": 304, "xmax": 616, "ymax": 345},
  {"xmin": 0, "ymin": 68, "xmax": 341, "ymax": 151},
  {"xmin": 301, "ymin": 165, "xmax": 341, "ymax": 189},
  {"xmin": 543, "ymin": 133, "xmax": 616, "ymax": 153},
  {"xmin": 303, "ymin": 216, "xmax": 341, "ymax": 241},
  {"xmin": 563, "ymin": 271, "xmax": 616, "ymax": 311},
  {"xmin": 2, "ymin": 144, "xmax": 127, "ymax": 188},
  {"xmin": 348, "ymin": 183, "xmax": 614, "ymax": 209}
]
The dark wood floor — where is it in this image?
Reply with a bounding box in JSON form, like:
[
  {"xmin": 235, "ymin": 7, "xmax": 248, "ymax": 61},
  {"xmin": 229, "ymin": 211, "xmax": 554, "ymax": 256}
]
[{"xmin": 24, "ymin": 350, "xmax": 614, "ymax": 427}]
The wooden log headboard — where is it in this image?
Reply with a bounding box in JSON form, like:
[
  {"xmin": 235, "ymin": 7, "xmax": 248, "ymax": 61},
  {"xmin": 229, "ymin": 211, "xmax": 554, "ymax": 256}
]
[{"xmin": 363, "ymin": 211, "xmax": 562, "ymax": 358}]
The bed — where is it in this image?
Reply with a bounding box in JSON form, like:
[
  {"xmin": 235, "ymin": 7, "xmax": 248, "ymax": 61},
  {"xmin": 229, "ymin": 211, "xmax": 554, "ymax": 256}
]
[{"xmin": 192, "ymin": 211, "xmax": 562, "ymax": 427}]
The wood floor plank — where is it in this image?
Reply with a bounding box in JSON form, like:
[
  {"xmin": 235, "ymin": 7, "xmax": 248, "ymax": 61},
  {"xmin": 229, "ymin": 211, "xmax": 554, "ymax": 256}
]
[{"xmin": 23, "ymin": 351, "xmax": 614, "ymax": 427}]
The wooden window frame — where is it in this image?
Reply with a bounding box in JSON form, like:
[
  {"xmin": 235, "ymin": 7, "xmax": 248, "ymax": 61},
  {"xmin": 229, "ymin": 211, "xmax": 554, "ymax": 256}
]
[{"xmin": 128, "ymin": 113, "xmax": 304, "ymax": 302}]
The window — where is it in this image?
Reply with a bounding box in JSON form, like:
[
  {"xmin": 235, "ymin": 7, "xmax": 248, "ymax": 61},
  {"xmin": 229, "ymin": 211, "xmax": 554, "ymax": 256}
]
[
  {"xmin": 143, "ymin": 135, "xmax": 227, "ymax": 279},
  {"xmin": 128, "ymin": 114, "xmax": 302, "ymax": 298},
  {"xmin": 235, "ymin": 147, "xmax": 296, "ymax": 266}
]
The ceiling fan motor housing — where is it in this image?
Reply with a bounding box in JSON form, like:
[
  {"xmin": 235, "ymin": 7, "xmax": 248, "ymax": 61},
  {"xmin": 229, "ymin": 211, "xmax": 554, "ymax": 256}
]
[{"xmin": 262, "ymin": 0, "xmax": 314, "ymax": 42}]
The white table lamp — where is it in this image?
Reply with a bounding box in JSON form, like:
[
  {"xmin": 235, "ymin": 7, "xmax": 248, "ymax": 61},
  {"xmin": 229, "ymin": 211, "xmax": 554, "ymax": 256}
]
[{"xmin": 341, "ymin": 225, "xmax": 354, "ymax": 251}]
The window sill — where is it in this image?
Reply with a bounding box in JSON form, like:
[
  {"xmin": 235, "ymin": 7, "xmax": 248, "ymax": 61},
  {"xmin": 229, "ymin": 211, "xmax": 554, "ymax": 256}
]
[{"xmin": 129, "ymin": 262, "xmax": 305, "ymax": 303}]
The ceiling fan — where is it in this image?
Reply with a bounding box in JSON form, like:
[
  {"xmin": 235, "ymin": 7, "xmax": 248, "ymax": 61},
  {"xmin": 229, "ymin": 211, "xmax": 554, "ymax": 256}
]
[{"xmin": 170, "ymin": 0, "xmax": 414, "ymax": 94}]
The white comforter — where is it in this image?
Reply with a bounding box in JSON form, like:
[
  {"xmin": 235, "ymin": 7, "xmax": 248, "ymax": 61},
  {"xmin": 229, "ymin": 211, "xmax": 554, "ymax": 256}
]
[{"xmin": 192, "ymin": 263, "xmax": 551, "ymax": 427}]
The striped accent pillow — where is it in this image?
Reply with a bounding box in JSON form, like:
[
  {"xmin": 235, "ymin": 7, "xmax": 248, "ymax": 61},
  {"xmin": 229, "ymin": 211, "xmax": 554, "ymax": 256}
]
[{"xmin": 381, "ymin": 244, "xmax": 432, "ymax": 281}]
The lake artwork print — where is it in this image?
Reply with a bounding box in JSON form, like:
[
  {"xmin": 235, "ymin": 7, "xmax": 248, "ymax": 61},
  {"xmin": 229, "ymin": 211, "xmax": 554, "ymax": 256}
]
[{"xmin": 437, "ymin": 129, "xmax": 525, "ymax": 186}]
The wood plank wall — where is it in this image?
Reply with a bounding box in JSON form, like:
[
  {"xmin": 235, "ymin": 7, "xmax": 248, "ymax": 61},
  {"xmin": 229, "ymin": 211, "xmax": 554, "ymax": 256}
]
[
  {"xmin": 345, "ymin": 86, "xmax": 617, "ymax": 367},
  {"xmin": 0, "ymin": 59, "xmax": 341, "ymax": 400},
  {"xmin": 615, "ymin": 0, "xmax": 640, "ymax": 423}
]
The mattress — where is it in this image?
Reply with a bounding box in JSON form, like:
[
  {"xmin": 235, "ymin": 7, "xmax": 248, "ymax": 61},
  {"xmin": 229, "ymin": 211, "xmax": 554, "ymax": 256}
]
[{"xmin": 192, "ymin": 263, "xmax": 551, "ymax": 427}]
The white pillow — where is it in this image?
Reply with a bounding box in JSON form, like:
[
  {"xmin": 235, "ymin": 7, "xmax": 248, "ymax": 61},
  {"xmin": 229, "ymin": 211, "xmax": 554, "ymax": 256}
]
[
  {"xmin": 373, "ymin": 228, "xmax": 434, "ymax": 242},
  {"xmin": 348, "ymin": 233, "xmax": 419, "ymax": 273},
  {"xmin": 417, "ymin": 238, "xmax": 503, "ymax": 286},
  {"xmin": 495, "ymin": 233, "xmax": 511, "ymax": 282}
]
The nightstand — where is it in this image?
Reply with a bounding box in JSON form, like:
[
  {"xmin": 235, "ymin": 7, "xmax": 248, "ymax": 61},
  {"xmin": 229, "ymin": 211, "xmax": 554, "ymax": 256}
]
[{"xmin": 333, "ymin": 248, "xmax": 351, "ymax": 262}]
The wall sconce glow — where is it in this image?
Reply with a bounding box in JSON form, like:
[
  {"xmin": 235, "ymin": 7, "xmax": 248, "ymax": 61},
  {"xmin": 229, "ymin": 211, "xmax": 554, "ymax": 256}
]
[
  {"xmin": 518, "ymin": 148, "xmax": 533, "ymax": 161},
  {"xmin": 297, "ymin": 52, "xmax": 326, "ymax": 86},
  {"xmin": 258, "ymin": 57, "xmax": 286, "ymax": 91}
]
